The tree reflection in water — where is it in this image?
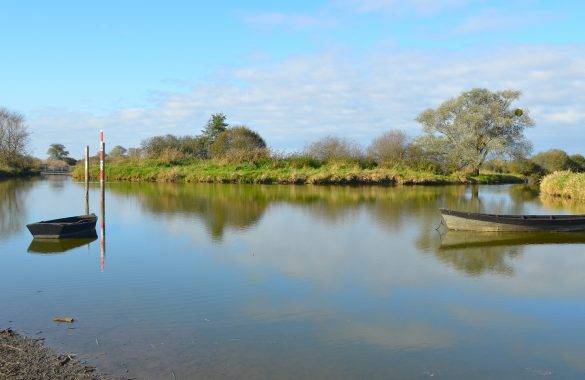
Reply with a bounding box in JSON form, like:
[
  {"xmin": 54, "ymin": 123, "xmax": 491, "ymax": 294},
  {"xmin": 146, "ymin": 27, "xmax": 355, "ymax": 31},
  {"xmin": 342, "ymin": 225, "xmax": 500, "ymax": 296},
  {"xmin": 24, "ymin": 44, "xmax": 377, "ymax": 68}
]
[
  {"xmin": 0, "ymin": 178, "xmax": 34, "ymax": 239},
  {"xmin": 106, "ymin": 181, "xmax": 582, "ymax": 277}
]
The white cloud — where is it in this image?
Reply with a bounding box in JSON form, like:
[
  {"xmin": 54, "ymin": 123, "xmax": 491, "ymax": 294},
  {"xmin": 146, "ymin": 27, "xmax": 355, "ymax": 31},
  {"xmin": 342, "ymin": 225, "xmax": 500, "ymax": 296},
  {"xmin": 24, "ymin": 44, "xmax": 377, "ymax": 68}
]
[
  {"xmin": 241, "ymin": 11, "xmax": 336, "ymax": 29},
  {"xmin": 28, "ymin": 45, "xmax": 585, "ymax": 157},
  {"xmin": 454, "ymin": 8, "xmax": 551, "ymax": 34},
  {"xmin": 336, "ymin": 0, "xmax": 476, "ymax": 15}
]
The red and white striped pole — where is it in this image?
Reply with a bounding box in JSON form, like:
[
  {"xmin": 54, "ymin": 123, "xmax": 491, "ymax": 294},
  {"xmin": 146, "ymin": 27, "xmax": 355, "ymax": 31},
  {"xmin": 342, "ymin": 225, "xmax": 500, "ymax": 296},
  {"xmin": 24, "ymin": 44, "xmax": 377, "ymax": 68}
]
[{"xmin": 99, "ymin": 130, "xmax": 105, "ymax": 185}]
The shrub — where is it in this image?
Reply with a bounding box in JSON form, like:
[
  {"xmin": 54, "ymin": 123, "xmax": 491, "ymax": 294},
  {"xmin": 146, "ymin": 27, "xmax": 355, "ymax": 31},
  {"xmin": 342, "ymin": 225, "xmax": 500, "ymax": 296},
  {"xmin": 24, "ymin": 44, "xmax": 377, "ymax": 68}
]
[
  {"xmin": 215, "ymin": 148, "xmax": 269, "ymax": 164},
  {"xmin": 532, "ymin": 149, "xmax": 574, "ymax": 173},
  {"xmin": 45, "ymin": 158, "xmax": 69, "ymax": 170},
  {"xmin": 569, "ymin": 154, "xmax": 585, "ymax": 172},
  {"xmin": 506, "ymin": 158, "xmax": 545, "ymax": 176},
  {"xmin": 285, "ymin": 153, "xmax": 321, "ymax": 169},
  {"xmin": 210, "ymin": 126, "xmax": 267, "ymax": 158},
  {"xmin": 109, "ymin": 145, "xmax": 127, "ymax": 158},
  {"xmin": 141, "ymin": 134, "xmax": 207, "ymax": 158},
  {"xmin": 405, "ymin": 140, "xmax": 444, "ymax": 173},
  {"xmin": 158, "ymin": 148, "xmax": 188, "ymax": 165},
  {"xmin": 483, "ymin": 159, "xmax": 508, "ymax": 173},
  {"xmin": 127, "ymin": 147, "xmax": 143, "ymax": 159},
  {"xmin": 540, "ymin": 171, "xmax": 585, "ymax": 199},
  {"xmin": 305, "ymin": 136, "xmax": 363, "ymax": 162},
  {"xmin": 367, "ymin": 130, "xmax": 408, "ymax": 165}
]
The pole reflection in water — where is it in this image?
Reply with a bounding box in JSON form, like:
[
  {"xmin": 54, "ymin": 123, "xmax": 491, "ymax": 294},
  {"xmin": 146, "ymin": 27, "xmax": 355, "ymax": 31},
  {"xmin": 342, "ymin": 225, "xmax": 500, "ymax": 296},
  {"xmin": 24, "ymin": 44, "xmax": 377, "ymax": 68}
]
[
  {"xmin": 99, "ymin": 131, "xmax": 106, "ymax": 271},
  {"xmin": 100, "ymin": 184, "xmax": 106, "ymax": 271}
]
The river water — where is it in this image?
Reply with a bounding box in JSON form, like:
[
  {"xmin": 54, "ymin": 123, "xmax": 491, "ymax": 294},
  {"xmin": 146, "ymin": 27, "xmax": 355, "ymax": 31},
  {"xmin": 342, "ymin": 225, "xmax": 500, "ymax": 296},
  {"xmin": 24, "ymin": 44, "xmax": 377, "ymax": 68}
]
[{"xmin": 1, "ymin": 177, "xmax": 585, "ymax": 379}]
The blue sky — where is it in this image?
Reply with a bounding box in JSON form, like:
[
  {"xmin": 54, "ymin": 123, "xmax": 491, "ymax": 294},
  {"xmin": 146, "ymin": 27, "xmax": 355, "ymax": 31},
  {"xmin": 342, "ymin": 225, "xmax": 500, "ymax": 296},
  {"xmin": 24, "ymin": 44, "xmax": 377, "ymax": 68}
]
[{"xmin": 1, "ymin": 0, "xmax": 584, "ymax": 157}]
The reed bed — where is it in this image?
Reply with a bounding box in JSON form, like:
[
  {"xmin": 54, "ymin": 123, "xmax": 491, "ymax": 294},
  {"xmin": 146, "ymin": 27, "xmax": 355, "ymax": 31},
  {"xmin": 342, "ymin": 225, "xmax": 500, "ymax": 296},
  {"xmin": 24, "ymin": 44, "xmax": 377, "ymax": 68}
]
[{"xmin": 540, "ymin": 171, "xmax": 585, "ymax": 200}]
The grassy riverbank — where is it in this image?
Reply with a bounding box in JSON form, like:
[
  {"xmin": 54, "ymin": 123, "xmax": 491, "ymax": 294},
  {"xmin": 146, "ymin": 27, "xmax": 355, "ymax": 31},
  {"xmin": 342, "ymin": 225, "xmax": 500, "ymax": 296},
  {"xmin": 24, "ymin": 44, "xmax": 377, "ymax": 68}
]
[
  {"xmin": 72, "ymin": 159, "xmax": 524, "ymax": 185},
  {"xmin": 0, "ymin": 164, "xmax": 38, "ymax": 178},
  {"xmin": 540, "ymin": 171, "xmax": 585, "ymax": 200}
]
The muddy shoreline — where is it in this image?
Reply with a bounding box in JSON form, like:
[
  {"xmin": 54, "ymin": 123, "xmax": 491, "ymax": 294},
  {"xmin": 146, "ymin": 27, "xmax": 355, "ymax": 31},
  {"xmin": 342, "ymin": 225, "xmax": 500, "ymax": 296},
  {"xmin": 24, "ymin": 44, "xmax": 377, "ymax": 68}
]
[{"xmin": 0, "ymin": 328, "xmax": 115, "ymax": 379}]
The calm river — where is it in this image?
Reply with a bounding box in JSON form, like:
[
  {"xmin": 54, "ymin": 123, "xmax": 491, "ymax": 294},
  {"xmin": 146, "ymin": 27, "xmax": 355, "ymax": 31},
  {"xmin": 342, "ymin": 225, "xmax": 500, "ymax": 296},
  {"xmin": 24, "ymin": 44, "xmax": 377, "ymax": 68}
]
[{"xmin": 2, "ymin": 177, "xmax": 585, "ymax": 379}]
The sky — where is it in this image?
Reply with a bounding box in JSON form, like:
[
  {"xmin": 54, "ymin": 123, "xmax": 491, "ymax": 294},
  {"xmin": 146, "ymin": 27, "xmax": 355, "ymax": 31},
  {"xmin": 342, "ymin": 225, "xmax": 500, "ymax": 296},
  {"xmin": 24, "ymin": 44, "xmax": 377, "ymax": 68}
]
[{"xmin": 1, "ymin": 0, "xmax": 584, "ymax": 157}]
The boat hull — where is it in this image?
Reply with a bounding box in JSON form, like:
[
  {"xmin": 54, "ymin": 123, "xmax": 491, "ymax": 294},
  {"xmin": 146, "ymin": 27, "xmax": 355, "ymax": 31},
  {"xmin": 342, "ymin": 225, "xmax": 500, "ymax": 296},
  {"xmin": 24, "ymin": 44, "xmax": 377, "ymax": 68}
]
[
  {"xmin": 26, "ymin": 214, "xmax": 97, "ymax": 239},
  {"xmin": 440, "ymin": 209, "xmax": 585, "ymax": 232}
]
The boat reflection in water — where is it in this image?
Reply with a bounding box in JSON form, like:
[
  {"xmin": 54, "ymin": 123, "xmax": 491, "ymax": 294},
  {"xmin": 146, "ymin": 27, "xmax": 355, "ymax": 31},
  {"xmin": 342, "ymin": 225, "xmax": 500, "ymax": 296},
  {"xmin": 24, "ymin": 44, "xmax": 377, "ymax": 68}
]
[
  {"xmin": 440, "ymin": 231, "xmax": 585, "ymax": 249},
  {"xmin": 27, "ymin": 232, "xmax": 98, "ymax": 254},
  {"xmin": 433, "ymin": 231, "xmax": 585, "ymax": 277}
]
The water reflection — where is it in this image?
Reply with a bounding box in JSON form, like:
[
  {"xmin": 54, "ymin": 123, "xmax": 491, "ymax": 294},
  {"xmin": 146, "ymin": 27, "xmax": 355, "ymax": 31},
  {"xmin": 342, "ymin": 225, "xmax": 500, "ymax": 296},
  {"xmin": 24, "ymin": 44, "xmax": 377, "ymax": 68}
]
[
  {"xmin": 28, "ymin": 234, "xmax": 98, "ymax": 254},
  {"xmin": 105, "ymin": 183, "xmax": 568, "ymax": 279},
  {"xmin": 426, "ymin": 231, "xmax": 585, "ymax": 276},
  {"xmin": 100, "ymin": 183, "xmax": 106, "ymax": 271},
  {"xmin": 440, "ymin": 231, "xmax": 585, "ymax": 249},
  {"xmin": 5, "ymin": 178, "xmax": 585, "ymax": 378},
  {"xmin": 109, "ymin": 183, "xmax": 267, "ymax": 241},
  {"xmin": 107, "ymin": 183, "xmax": 532, "ymax": 239},
  {"xmin": 540, "ymin": 193, "xmax": 585, "ymax": 213},
  {"xmin": 0, "ymin": 179, "xmax": 33, "ymax": 239}
]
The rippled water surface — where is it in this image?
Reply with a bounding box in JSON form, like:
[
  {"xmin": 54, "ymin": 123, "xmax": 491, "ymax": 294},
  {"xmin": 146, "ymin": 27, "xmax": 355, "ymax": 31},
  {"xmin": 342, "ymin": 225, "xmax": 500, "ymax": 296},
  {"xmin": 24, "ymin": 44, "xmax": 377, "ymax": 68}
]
[{"xmin": 2, "ymin": 177, "xmax": 585, "ymax": 379}]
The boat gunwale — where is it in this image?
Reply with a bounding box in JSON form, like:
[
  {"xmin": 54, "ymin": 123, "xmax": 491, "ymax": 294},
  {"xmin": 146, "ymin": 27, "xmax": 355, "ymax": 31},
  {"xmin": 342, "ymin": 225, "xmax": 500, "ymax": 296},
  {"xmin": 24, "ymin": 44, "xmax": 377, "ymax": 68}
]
[
  {"xmin": 439, "ymin": 208, "xmax": 585, "ymax": 222},
  {"xmin": 29, "ymin": 214, "xmax": 97, "ymax": 227}
]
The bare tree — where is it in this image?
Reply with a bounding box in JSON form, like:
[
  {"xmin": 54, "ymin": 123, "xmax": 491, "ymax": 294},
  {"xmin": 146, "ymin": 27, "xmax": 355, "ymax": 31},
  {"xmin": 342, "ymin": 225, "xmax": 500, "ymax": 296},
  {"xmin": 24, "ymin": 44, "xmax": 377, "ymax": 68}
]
[
  {"xmin": 0, "ymin": 107, "xmax": 30, "ymax": 165},
  {"xmin": 367, "ymin": 130, "xmax": 409, "ymax": 165},
  {"xmin": 305, "ymin": 136, "xmax": 363, "ymax": 162}
]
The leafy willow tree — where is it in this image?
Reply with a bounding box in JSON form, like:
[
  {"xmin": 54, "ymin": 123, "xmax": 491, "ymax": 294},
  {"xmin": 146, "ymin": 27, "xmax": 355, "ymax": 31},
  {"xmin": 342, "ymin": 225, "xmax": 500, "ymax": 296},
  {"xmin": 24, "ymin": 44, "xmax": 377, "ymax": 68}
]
[
  {"xmin": 47, "ymin": 143, "xmax": 69, "ymax": 160},
  {"xmin": 416, "ymin": 88, "xmax": 534, "ymax": 175}
]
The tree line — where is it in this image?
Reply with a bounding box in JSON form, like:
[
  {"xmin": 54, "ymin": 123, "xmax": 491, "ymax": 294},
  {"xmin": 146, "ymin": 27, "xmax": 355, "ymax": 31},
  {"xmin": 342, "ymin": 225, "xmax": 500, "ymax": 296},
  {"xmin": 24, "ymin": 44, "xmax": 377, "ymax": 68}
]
[
  {"xmin": 3, "ymin": 88, "xmax": 584, "ymax": 178},
  {"xmin": 93, "ymin": 88, "xmax": 575, "ymax": 178}
]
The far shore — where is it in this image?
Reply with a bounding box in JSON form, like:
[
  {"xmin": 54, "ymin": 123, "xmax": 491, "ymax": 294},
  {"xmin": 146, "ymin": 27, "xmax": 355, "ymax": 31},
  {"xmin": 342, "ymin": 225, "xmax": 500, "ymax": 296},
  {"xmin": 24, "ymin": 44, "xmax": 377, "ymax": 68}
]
[{"xmin": 72, "ymin": 160, "xmax": 525, "ymax": 186}]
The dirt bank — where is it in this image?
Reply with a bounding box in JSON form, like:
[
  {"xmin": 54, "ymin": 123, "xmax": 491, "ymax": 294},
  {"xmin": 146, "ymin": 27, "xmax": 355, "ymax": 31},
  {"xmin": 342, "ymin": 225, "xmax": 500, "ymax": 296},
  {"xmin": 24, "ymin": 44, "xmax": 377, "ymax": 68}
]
[{"xmin": 0, "ymin": 328, "xmax": 114, "ymax": 379}]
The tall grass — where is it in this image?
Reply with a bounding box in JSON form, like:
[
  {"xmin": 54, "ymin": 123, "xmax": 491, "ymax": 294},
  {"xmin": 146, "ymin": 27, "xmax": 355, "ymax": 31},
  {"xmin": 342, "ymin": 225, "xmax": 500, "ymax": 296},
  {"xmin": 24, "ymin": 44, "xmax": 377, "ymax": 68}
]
[
  {"xmin": 72, "ymin": 156, "xmax": 524, "ymax": 185},
  {"xmin": 540, "ymin": 171, "xmax": 585, "ymax": 200}
]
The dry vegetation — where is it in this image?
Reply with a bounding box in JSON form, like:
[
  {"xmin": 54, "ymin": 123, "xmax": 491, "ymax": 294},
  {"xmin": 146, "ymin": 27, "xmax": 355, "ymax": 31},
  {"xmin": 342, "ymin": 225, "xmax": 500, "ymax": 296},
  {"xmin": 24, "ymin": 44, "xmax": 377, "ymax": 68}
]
[{"xmin": 540, "ymin": 171, "xmax": 585, "ymax": 200}]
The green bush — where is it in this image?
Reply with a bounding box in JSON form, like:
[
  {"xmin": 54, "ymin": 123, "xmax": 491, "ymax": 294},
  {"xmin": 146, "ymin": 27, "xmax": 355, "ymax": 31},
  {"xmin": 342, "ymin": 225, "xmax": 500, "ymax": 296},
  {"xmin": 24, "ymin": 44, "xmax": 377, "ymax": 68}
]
[
  {"xmin": 210, "ymin": 126, "xmax": 266, "ymax": 158},
  {"xmin": 532, "ymin": 149, "xmax": 574, "ymax": 173},
  {"xmin": 506, "ymin": 158, "xmax": 545, "ymax": 176},
  {"xmin": 284, "ymin": 153, "xmax": 321, "ymax": 169},
  {"xmin": 569, "ymin": 154, "xmax": 585, "ymax": 172},
  {"xmin": 141, "ymin": 134, "xmax": 207, "ymax": 158}
]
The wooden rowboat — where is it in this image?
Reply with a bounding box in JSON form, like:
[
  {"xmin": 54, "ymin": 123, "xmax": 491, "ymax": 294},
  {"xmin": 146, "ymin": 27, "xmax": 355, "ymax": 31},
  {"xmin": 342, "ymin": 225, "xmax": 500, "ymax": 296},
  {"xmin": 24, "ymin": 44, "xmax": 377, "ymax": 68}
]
[
  {"xmin": 439, "ymin": 208, "xmax": 585, "ymax": 232},
  {"xmin": 26, "ymin": 214, "xmax": 97, "ymax": 239}
]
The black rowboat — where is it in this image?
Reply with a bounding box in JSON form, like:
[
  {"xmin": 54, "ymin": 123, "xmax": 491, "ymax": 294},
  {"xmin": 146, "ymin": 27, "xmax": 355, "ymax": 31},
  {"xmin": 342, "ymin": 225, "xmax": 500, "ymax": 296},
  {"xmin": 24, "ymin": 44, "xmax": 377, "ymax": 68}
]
[
  {"xmin": 26, "ymin": 214, "xmax": 98, "ymax": 239},
  {"xmin": 439, "ymin": 208, "xmax": 585, "ymax": 232}
]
